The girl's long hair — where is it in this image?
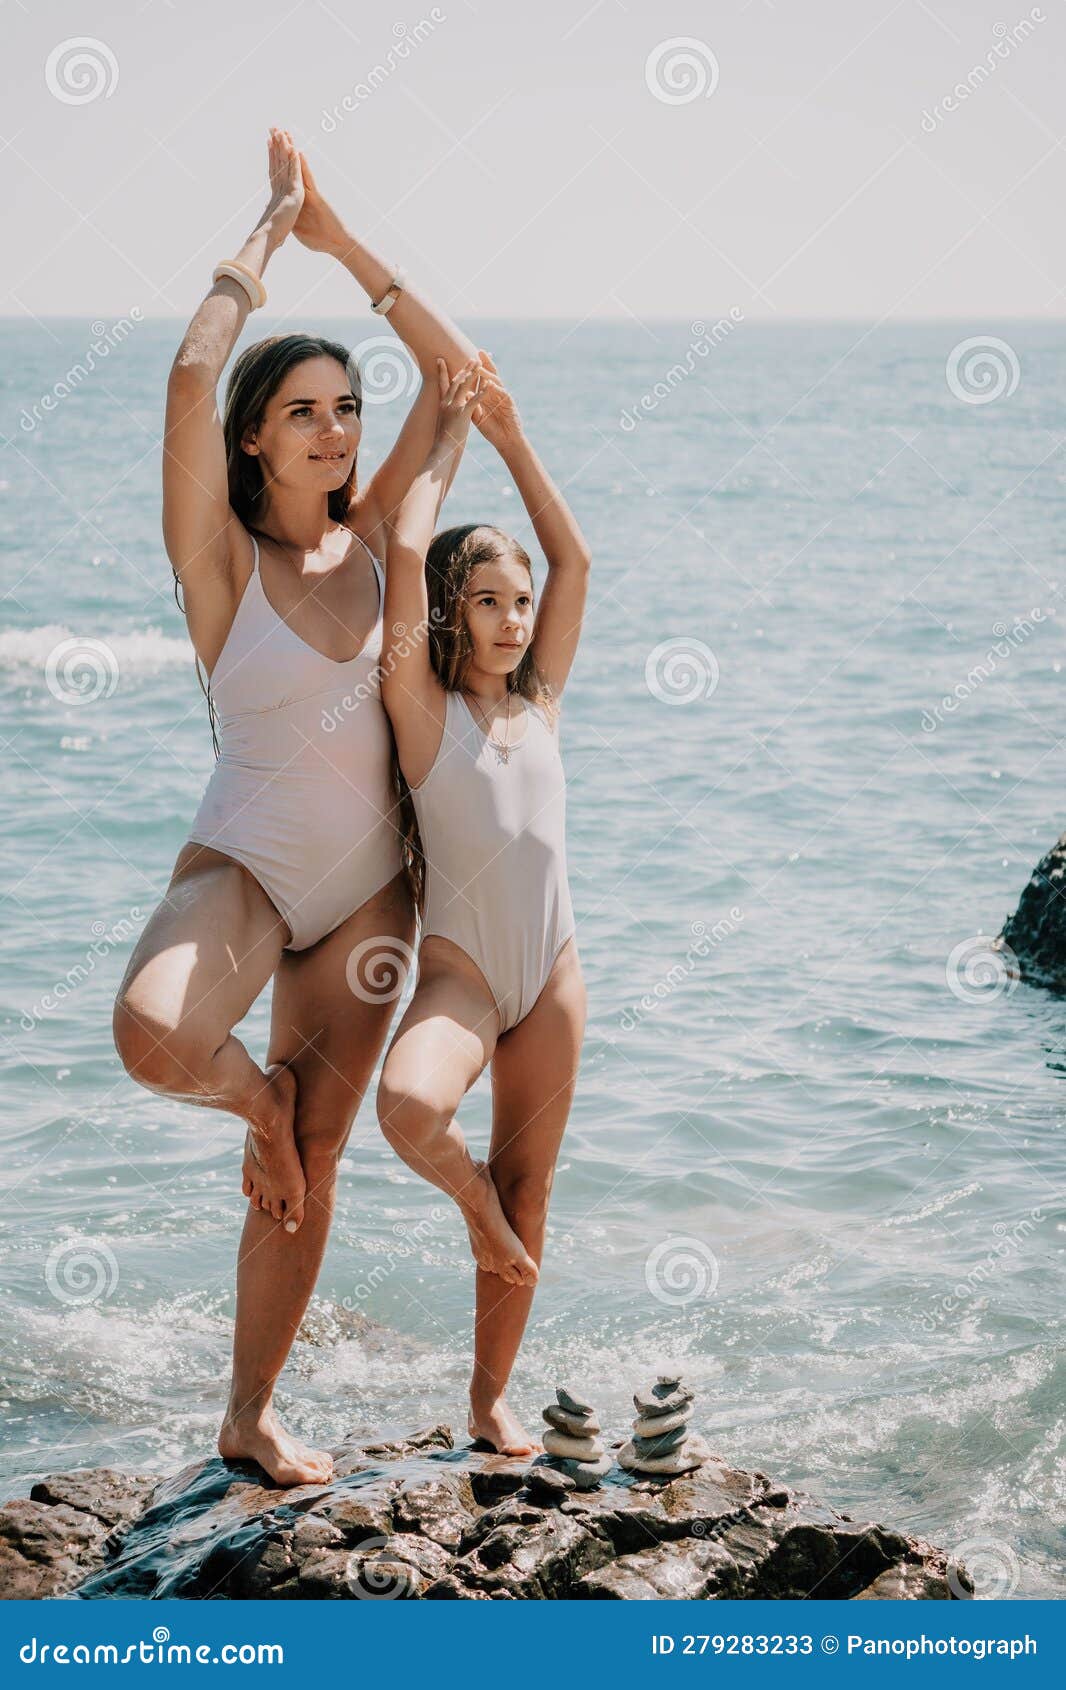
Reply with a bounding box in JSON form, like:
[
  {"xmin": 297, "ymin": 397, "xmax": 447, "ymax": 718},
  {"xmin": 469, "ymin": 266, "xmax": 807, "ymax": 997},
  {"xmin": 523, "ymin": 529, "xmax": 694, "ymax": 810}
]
[
  {"xmin": 174, "ymin": 335, "xmax": 362, "ymax": 755},
  {"xmin": 394, "ymin": 524, "xmax": 558, "ymax": 920}
]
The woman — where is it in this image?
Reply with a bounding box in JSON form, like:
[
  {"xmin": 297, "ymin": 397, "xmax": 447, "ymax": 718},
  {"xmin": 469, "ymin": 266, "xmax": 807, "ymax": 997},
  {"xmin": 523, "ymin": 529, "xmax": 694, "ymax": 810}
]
[
  {"xmin": 113, "ymin": 130, "xmax": 480, "ymax": 1486},
  {"xmin": 377, "ymin": 355, "xmax": 590, "ymax": 1455}
]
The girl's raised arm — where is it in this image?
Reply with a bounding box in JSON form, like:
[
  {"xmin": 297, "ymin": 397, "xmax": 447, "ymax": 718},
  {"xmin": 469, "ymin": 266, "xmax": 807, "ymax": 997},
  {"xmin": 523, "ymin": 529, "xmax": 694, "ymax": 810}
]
[
  {"xmin": 293, "ymin": 155, "xmax": 478, "ymax": 542},
  {"xmin": 381, "ymin": 360, "xmax": 481, "ymax": 786},
  {"xmin": 474, "ymin": 354, "xmax": 591, "ymax": 698},
  {"xmin": 163, "ymin": 129, "xmax": 303, "ymax": 665}
]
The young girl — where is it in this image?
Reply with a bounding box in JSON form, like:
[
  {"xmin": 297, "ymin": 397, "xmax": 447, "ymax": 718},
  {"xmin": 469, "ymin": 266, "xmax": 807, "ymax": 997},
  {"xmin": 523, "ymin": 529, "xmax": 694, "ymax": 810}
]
[{"xmin": 377, "ymin": 355, "xmax": 590, "ymax": 1456}]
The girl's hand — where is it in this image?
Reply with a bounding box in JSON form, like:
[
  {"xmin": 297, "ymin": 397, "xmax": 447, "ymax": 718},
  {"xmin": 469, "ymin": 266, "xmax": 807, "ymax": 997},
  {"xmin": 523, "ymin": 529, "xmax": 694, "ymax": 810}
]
[
  {"xmin": 433, "ymin": 357, "xmax": 481, "ymax": 455},
  {"xmin": 472, "ymin": 350, "xmax": 525, "ymax": 453},
  {"xmin": 292, "ymin": 151, "xmax": 350, "ymax": 256},
  {"xmin": 261, "ymin": 127, "xmax": 304, "ymax": 243}
]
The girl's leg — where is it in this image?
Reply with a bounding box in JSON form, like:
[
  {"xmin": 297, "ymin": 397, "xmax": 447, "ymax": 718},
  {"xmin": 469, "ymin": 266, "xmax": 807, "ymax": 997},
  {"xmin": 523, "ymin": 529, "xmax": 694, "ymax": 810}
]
[
  {"xmin": 376, "ymin": 938, "xmax": 538, "ymax": 1286},
  {"xmin": 221, "ymin": 870, "xmax": 416, "ymax": 1486},
  {"xmin": 112, "ymin": 842, "xmax": 302, "ymax": 1221},
  {"xmin": 469, "ymin": 939, "xmax": 587, "ymax": 1455}
]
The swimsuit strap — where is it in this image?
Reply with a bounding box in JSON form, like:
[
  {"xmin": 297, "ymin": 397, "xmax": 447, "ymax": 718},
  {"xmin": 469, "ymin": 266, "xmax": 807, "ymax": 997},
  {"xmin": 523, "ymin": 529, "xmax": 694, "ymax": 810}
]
[{"xmin": 249, "ymin": 533, "xmax": 260, "ymax": 574}]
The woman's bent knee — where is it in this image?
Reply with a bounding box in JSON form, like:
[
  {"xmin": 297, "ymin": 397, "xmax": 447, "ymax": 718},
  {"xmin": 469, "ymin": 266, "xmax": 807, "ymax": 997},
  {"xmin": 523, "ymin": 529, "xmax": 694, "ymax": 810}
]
[{"xmin": 113, "ymin": 993, "xmax": 208, "ymax": 1095}]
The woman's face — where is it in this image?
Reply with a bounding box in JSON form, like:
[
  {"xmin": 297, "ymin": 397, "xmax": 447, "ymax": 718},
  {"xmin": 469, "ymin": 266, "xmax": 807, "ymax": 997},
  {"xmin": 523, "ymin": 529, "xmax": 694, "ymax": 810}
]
[
  {"xmin": 462, "ymin": 554, "xmax": 535, "ymax": 677},
  {"xmin": 242, "ymin": 356, "xmax": 361, "ymax": 496}
]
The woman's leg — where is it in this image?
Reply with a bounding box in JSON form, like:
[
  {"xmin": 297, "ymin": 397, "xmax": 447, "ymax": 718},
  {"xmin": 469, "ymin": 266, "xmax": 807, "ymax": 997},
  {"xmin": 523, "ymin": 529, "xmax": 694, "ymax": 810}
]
[
  {"xmin": 112, "ymin": 842, "xmax": 303, "ymax": 1222},
  {"xmin": 376, "ymin": 938, "xmax": 538, "ymax": 1286},
  {"xmin": 469, "ymin": 939, "xmax": 587, "ymax": 1455},
  {"xmin": 221, "ymin": 870, "xmax": 416, "ymax": 1486}
]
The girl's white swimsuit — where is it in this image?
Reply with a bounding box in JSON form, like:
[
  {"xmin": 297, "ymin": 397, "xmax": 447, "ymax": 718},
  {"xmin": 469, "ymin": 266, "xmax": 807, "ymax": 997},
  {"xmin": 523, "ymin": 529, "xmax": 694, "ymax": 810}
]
[
  {"xmin": 185, "ymin": 533, "xmax": 401, "ymax": 950},
  {"xmin": 410, "ymin": 688, "xmax": 575, "ymax": 1033}
]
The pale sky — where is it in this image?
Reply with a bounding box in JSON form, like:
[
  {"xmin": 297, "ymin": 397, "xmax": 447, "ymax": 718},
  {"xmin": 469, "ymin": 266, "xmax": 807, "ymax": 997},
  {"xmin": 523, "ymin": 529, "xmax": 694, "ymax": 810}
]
[{"xmin": 2, "ymin": 0, "xmax": 1064, "ymax": 321}]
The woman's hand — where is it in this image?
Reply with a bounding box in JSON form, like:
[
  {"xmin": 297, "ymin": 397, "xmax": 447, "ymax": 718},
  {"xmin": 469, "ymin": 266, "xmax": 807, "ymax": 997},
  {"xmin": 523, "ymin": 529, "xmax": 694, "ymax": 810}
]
[
  {"xmin": 260, "ymin": 127, "xmax": 304, "ymax": 246},
  {"xmin": 432, "ymin": 357, "xmax": 481, "ymax": 456},
  {"xmin": 292, "ymin": 152, "xmax": 350, "ymax": 256},
  {"xmin": 472, "ymin": 351, "xmax": 525, "ymax": 454}
]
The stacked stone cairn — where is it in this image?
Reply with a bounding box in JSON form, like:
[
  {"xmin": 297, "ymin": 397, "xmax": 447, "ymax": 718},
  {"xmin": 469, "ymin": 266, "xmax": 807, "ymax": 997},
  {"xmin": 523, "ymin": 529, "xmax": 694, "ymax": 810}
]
[
  {"xmin": 618, "ymin": 1374, "xmax": 709, "ymax": 1475},
  {"xmin": 528, "ymin": 1386, "xmax": 612, "ymax": 1495}
]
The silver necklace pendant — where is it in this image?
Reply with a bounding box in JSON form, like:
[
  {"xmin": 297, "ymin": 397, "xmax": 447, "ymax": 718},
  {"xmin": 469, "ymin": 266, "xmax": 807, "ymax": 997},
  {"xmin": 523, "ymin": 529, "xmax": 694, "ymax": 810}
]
[{"xmin": 492, "ymin": 740, "xmax": 512, "ymax": 765}]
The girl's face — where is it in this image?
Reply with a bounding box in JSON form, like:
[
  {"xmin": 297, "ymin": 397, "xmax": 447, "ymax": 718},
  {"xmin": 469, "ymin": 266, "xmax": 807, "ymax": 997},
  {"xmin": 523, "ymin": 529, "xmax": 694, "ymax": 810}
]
[
  {"xmin": 463, "ymin": 555, "xmax": 535, "ymax": 677},
  {"xmin": 242, "ymin": 356, "xmax": 361, "ymax": 496}
]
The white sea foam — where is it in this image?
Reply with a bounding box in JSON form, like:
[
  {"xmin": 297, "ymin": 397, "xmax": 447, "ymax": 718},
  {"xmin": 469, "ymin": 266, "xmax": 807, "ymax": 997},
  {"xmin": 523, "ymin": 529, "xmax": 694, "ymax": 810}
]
[{"xmin": 0, "ymin": 624, "xmax": 189, "ymax": 675}]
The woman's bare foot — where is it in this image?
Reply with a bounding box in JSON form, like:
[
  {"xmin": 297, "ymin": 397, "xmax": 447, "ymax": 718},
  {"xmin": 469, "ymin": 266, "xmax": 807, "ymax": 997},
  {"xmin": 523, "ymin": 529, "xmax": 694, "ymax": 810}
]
[
  {"xmin": 468, "ymin": 1395, "xmax": 539, "ymax": 1456},
  {"xmin": 241, "ymin": 1063, "xmax": 305, "ymax": 1229},
  {"xmin": 460, "ymin": 1162, "xmax": 538, "ymax": 1286},
  {"xmin": 218, "ymin": 1402, "xmax": 334, "ymax": 1487}
]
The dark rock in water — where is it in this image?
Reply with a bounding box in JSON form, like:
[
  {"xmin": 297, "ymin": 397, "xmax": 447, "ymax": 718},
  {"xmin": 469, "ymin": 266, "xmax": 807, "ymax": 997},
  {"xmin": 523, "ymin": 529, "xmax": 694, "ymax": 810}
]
[
  {"xmin": 523, "ymin": 1465, "xmax": 576, "ymax": 1503},
  {"xmin": 0, "ymin": 1428, "xmax": 971, "ymax": 1601},
  {"xmin": 0, "ymin": 1471, "xmax": 157, "ymax": 1599},
  {"xmin": 998, "ymin": 832, "xmax": 1066, "ymax": 992}
]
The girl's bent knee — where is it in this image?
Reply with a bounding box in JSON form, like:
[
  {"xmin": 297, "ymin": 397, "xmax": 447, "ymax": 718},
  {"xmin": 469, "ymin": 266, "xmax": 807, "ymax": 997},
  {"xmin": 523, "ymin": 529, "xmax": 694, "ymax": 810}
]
[{"xmin": 376, "ymin": 1076, "xmax": 446, "ymax": 1144}]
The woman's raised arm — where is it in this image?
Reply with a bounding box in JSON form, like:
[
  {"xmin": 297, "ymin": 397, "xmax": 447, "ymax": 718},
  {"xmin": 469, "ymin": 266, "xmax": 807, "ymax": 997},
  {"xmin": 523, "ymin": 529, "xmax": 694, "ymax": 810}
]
[
  {"xmin": 293, "ymin": 155, "xmax": 478, "ymax": 541},
  {"xmin": 163, "ymin": 129, "xmax": 303, "ymax": 663}
]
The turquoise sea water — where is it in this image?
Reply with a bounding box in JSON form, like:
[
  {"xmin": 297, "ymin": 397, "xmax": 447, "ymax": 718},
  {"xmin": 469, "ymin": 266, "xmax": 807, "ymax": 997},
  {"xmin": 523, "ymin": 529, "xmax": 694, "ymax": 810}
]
[{"xmin": 1, "ymin": 318, "xmax": 1064, "ymax": 1597}]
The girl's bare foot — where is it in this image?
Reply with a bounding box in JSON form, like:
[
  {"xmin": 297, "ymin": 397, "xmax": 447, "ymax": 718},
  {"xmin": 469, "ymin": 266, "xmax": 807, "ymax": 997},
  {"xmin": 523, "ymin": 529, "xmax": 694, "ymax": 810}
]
[
  {"xmin": 468, "ymin": 1395, "xmax": 539, "ymax": 1456},
  {"xmin": 218, "ymin": 1402, "xmax": 333, "ymax": 1487},
  {"xmin": 241, "ymin": 1063, "xmax": 305, "ymax": 1229},
  {"xmin": 461, "ymin": 1162, "xmax": 538, "ymax": 1286}
]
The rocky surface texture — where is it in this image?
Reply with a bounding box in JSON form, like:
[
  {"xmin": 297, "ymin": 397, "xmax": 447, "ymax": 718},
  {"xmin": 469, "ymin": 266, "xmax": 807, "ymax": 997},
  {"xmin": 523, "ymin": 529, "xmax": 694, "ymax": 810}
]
[
  {"xmin": 0, "ymin": 1424, "xmax": 971, "ymax": 1601},
  {"xmin": 997, "ymin": 832, "xmax": 1066, "ymax": 992}
]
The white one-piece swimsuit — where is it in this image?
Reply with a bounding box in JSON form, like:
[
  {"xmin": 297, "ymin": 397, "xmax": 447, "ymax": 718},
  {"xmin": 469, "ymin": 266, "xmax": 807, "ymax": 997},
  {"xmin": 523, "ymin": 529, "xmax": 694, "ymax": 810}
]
[
  {"xmin": 185, "ymin": 533, "xmax": 401, "ymax": 950},
  {"xmin": 410, "ymin": 689, "xmax": 576, "ymax": 1033}
]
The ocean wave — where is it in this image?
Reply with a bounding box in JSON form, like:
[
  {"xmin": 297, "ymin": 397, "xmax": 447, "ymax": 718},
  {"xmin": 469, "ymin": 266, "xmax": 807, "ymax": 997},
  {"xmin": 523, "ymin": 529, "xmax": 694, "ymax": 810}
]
[{"xmin": 0, "ymin": 624, "xmax": 189, "ymax": 675}]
